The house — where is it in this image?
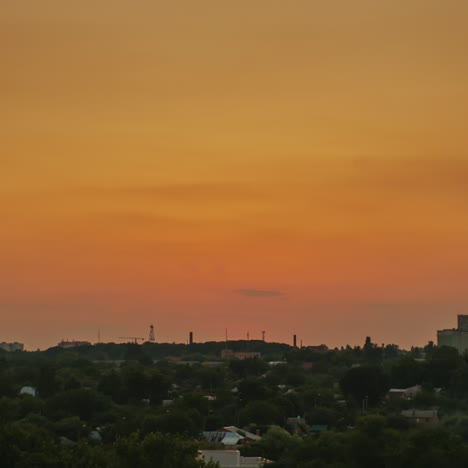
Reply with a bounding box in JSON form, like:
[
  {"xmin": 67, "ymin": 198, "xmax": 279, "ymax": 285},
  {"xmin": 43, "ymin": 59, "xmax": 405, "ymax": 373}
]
[
  {"xmin": 401, "ymin": 409, "xmax": 439, "ymax": 426},
  {"xmin": 387, "ymin": 385, "xmax": 422, "ymax": 401},
  {"xmin": 302, "ymin": 362, "xmax": 316, "ymax": 370},
  {"xmin": 199, "ymin": 450, "xmax": 272, "ymax": 467},
  {"xmin": 286, "ymin": 417, "xmax": 309, "ymax": 434},
  {"xmin": 310, "ymin": 424, "xmax": 328, "ymax": 433}
]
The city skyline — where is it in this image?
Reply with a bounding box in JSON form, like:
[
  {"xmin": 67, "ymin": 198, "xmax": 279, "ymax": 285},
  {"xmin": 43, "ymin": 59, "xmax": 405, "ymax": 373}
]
[{"xmin": 2, "ymin": 1, "xmax": 468, "ymax": 350}]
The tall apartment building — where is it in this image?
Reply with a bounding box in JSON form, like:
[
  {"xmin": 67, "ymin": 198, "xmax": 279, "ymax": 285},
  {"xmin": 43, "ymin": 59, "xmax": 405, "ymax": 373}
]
[
  {"xmin": 0, "ymin": 342, "xmax": 24, "ymax": 352},
  {"xmin": 437, "ymin": 315, "xmax": 468, "ymax": 354}
]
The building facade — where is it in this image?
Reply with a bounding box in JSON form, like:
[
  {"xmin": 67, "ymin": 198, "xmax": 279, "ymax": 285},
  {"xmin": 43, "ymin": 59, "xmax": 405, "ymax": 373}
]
[
  {"xmin": 437, "ymin": 315, "xmax": 468, "ymax": 354},
  {"xmin": 199, "ymin": 450, "xmax": 271, "ymax": 467},
  {"xmin": 221, "ymin": 350, "xmax": 261, "ymax": 360},
  {"xmin": 0, "ymin": 342, "xmax": 24, "ymax": 352}
]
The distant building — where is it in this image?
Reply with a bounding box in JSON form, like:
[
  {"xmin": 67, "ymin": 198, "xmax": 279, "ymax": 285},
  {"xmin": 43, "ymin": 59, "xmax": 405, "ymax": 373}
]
[
  {"xmin": 58, "ymin": 340, "xmax": 91, "ymax": 349},
  {"xmin": 305, "ymin": 345, "xmax": 329, "ymax": 353},
  {"xmin": 401, "ymin": 409, "xmax": 439, "ymax": 427},
  {"xmin": 437, "ymin": 315, "xmax": 468, "ymax": 353},
  {"xmin": 286, "ymin": 416, "xmax": 309, "ymax": 434},
  {"xmin": 221, "ymin": 350, "xmax": 261, "ymax": 360},
  {"xmin": 0, "ymin": 342, "xmax": 24, "ymax": 352},
  {"xmin": 198, "ymin": 450, "xmax": 271, "ymax": 467},
  {"xmin": 387, "ymin": 385, "xmax": 422, "ymax": 401}
]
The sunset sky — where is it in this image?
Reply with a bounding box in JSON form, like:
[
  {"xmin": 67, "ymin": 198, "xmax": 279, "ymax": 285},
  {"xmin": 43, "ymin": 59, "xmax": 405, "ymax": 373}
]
[{"xmin": 2, "ymin": 1, "xmax": 468, "ymax": 350}]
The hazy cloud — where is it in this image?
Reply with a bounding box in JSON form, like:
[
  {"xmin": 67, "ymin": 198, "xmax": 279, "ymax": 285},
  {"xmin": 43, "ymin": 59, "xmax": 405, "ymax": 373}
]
[
  {"xmin": 88, "ymin": 211, "xmax": 194, "ymax": 227},
  {"xmin": 81, "ymin": 183, "xmax": 263, "ymax": 203},
  {"xmin": 235, "ymin": 289, "xmax": 284, "ymax": 298}
]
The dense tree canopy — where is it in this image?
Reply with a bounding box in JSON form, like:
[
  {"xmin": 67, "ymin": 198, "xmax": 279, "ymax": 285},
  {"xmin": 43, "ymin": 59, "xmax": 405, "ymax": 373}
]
[{"xmin": 2, "ymin": 339, "xmax": 468, "ymax": 467}]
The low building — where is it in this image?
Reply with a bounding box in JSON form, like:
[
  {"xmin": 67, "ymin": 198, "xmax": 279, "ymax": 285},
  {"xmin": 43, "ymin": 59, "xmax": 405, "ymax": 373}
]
[
  {"xmin": 305, "ymin": 345, "xmax": 329, "ymax": 353},
  {"xmin": 401, "ymin": 409, "xmax": 439, "ymax": 426},
  {"xmin": 0, "ymin": 342, "xmax": 24, "ymax": 352},
  {"xmin": 221, "ymin": 350, "xmax": 261, "ymax": 360},
  {"xmin": 387, "ymin": 385, "xmax": 422, "ymax": 401},
  {"xmin": 286, "ymin": 416, "xmax": 309, "ymax": 434},
  {"xmin": 310, "ymin": 424, "xmax": 329, "ymax": 433},
  {"xmin": 199, "ymin": 450, "xmax": 271, "ymax": 467}
]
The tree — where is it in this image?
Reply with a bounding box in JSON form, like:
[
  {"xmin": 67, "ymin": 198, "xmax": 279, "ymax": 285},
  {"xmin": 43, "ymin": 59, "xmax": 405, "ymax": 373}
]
[
  {"xmin": 340, "ymin": 366, "xmax": 388, "ymax": 405},
  {"xmin": 114, "ymin": 432, "xmax": 218, "ymax": 468},
  {"xmin": 389, "ymin": 356, "xmax": 425, "ymax": 389},
  {"xmin": 427, "ymin": 346, "xmax": 463, "ymax": 388},
  {"xmin": 362, "ymin": 337, "xmax": 383, "ymax": 362},
  {"xmin": 242, "ymin": 426, "xmax": 300, "ymax": 461},
  {"xmin": 46, "ymin": 388, "xmax": 109, "ymax": 422},
  {"xmin": 240, "ymin": 400, "xmax": 282, "ymax": 426},
  {"xmin": 37, "ymin": 362, "xmax": 57, "ymax": 398},
  {"xmin": 238, "ymin": 378, "xmax": 270, "ymax": 401}
]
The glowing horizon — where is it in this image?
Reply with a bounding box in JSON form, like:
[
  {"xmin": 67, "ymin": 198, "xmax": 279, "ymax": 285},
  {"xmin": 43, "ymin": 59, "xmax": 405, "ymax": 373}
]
[{"xmin": 2, "ymin": 1, "xmax": 468, "ymax": 349}]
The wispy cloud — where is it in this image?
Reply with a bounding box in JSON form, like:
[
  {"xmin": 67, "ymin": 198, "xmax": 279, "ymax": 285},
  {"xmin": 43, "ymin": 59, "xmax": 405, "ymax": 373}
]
[{"xmin": 235, "ymin": 289, "xmax": 285, "ymax": 298}]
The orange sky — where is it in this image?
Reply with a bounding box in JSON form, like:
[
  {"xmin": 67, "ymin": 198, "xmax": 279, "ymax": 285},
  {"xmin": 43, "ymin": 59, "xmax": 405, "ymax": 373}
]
[{"xmin": 2, "ymin": 1, "xmax": 468, "ymax": 349}]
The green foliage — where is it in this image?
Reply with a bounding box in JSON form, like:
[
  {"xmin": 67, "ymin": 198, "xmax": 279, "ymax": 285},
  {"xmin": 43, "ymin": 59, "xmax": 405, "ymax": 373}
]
[
  {"xmin": 389, "ymin": 356, "xmax": 426, "ymax": 388},
  {"xmin": 242, "ymin": 426, "xmax": 301, "ymax": 461},
  {"xmin": 114, "ymin": 432, "xmax": 216, "ymax": 468},
  {"xmin": 4, "ymin": 341, "xmax": 468, "ymax": 466},
  {"xmin": 340, "ymin": 366, "xmax": 389, "ymax": 405},
  {"xmin": 427, "ymin": 346, "xmax": 463, "ymax": 388},
  {"xmin": 240, "ymin": 400, "xmax": 282, "ymax": 426}
]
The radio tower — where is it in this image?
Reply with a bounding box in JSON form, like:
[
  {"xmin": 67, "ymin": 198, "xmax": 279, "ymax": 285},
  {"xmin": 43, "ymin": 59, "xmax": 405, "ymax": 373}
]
[
  {"xmin": 149, "ymin": 325, "xmax": 155, "ymax": 342},
  {"xmin": 262, "ymin": 330, "xmax": 266, "ymax": 342}
]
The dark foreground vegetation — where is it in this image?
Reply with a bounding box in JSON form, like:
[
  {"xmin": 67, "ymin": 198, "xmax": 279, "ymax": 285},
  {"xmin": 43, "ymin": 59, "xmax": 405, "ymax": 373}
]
[{"xmin": 2, "ymin": 338, "xmax": 468, "ymax": 467}]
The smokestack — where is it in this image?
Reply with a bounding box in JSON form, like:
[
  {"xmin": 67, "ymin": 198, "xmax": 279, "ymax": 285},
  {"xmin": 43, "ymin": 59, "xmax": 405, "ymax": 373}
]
[
  {"xmin": 189, "ymin": 331, "xmax": 193, "ymax": 345},
  {"xmin": 293, "ymin": 335, "xmax": 297, "ymax": 348}
]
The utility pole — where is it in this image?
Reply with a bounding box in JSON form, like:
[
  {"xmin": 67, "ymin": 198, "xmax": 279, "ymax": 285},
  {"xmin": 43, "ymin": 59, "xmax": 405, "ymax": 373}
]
[{"xmin": 362, "ymin": 395, "xmax": 369, "ymax": 413}]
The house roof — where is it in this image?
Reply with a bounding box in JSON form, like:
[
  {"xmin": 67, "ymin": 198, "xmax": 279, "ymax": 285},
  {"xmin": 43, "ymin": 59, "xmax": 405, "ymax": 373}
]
[
  {"xmin": 310, "ymin": 425, "xmax": 328, "ymax": 432},
  {"xmin": 224, "ymin": 426, "xmax": 262, "ymax": 441},
  {"xmin": 19, "ymin": 386, "xmax": 37, "ymax": 396},
  {"xmin": 203, "ymin": 431, "xmax": 244, "ymax": 445}
]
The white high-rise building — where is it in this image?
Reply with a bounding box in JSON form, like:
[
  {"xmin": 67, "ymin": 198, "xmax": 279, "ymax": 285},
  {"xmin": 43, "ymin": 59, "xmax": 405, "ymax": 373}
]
[{"xmin": 0, "ymin": 342, "xmax": 24, "ymax": 352}]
